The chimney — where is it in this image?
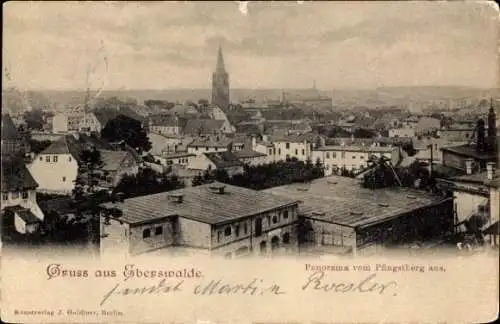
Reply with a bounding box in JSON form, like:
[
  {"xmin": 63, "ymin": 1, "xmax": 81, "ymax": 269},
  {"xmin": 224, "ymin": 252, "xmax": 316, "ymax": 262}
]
[
  {"xmin": 465, "ymin": 158, "xmax": 474, "ymax": 175},
  {"xmin": 486, "ymin": 162, "xmax": 495, "ymax": 180},
  {"xmin": 168, "ymin": 193, "xmax": 184, "ymax": 204},
  {"xmin": 487, "ymin": 99, "xmax": 497, "ymax": 152},
  {"xmin": 209, "ymin": 183, "xmax": 226, "ymax": 194},
  {"xmin": 251, "ymin": 136, "xmax": 257, "ymax": 150}
]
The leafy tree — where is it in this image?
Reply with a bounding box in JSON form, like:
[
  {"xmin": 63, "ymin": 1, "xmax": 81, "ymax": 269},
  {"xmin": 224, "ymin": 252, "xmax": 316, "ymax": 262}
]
[
  {"xmin": 402, "ymin": 142, "xmax": 417, "ymax": 157},
  {"xmin": 101, "ymin": 115, "xmax": 152, "ymax": 154},
  {"xmin": 114, "ymin": 167, "xmax": 184, "ymax": 198},
  {"xmin": 23, "ymin": 109, "xmax": 44, "ymax": 130},
  {"xmin": 72, "ymin": 147, "xmax": 104, "ymax": 201}
]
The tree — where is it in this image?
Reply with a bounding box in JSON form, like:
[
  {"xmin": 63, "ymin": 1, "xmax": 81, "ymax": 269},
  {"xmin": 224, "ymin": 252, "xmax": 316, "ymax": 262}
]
[
  {"xmin": 72, "ymin": 147, "xmax": 104, "ymax": 201},
  {"xmin": 402, "ymin": 142, "xmax": 417, "ymax": 157},
  {"xmin": 101, "ymin": 115, "xmax": 152, "ymax": 154},
  {"xmin": 23, "ymin": 109, "xmax": 44, "ymax": 130}
]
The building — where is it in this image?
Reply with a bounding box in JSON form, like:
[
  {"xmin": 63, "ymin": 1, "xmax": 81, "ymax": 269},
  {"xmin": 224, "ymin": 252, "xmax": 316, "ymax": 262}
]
[
  {"xmin": 28, "ymin": 135, "xmax": 140, "ymax": 194},
  {"xmin": 312, "ymin": 145, "xmax": 400, "ymax": 175},
  {"xmin": 1, "ymin": 114, "xmax": 28, "ymax": 157},
  {"xmin": 211, "ymin": 46, "xmax": 230, "ymax": 111},
  {"xmin": 183, "ymin": 119, "xmax": 230, "ymax": 137},
  {"xmin": 28, "ymin": 135, "xmax": 81, "ymax": 194},
  {"xmin": 148, "ymin": 133, "xmax": 189, "ymax": 155},
  {"xmin": 388, "ymin": 127, "xmax": 416, "ymax": 138},
  {"xmin": 266, "ymin": 134, "xmax": 315, "ymax": 162},
  {"xmin": 441, "ymin": 108, "xmax": 497, "ymax": 172},
  {"xmin": 186, "ymin": 136, "xmax": 244, "ymax": 155},
  {"xmin": 99, "ymin": 150, "xmax": 140, "ymax": 188},
  {"xmin": 149, "ymin": 115, "xmax": 183, "ymax": 136},
  {"xmin": 233, "ymin": 149, "xmax": 268, "ymax": 166},
  {"xmin": 189, "ymin": 151, "xmax": 244, "ymax": 177},
  {"xmin": 437, "ymin": 162, "xmax": 498, "ymax": 245},
  {"xmin": 1, "ymin": 159, "xmax": 45, "ymax": 235},
  {"xmin": 100, "ymin": 182, "xmax": 300, "ymax": 257},
  {"xmin": 156, "ymin": 152, "xmax": 196, "ymax": 168},
  {"xmin": 52, "ymin": 111, "xmax": 84, "ymax": 133},
  {"xmin": 264, "ymin": 176, "xmax": 453, "ymax": 256},
  {"xmin": 413, "ymin": 138, "xmax": 468, "ymax": 166}
]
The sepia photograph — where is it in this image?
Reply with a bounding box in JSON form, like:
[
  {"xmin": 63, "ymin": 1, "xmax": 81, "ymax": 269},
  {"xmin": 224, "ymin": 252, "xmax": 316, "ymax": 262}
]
[{"xmin": 1, "ymin": 1, "xmax": 499, "ymax": 323}]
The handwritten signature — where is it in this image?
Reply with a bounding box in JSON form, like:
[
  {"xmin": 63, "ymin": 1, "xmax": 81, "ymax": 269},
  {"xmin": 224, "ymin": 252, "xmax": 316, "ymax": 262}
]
[{"xmin": 100, "ymin": 271, "xmax": 397, "ymax": 306}]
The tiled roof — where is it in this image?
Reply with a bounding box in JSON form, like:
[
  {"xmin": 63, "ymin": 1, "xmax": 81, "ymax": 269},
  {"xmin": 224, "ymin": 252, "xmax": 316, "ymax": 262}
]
[
  {"xmin": 162, "ymin": 152, "xmax": 196, "ymax": 159},
  {"xmin": 315, "ymin": 145, "xmax": 396, "ymax": 153},
  {"xmin": 204, "ymin": 151, "xmax": 244, "ymax": 169},
  {"xmin": 93, "ymin": 109, "xmax": 119, "ymax": 126},
  {"xmin": 39, "ymin": 135, "xmax": 83, "ymax": 159},
  {"xmin": 451, "ymin": 170, "xmax": 499, "ymax": 187},
  {"xmin": 101, "ymin": 182, "xmax": 299, "ymax": 225},
  {"xmin": 233, "ymin": 149, "xmax": 267, "ymax": 159},
  {"xmin": 1, "ymin": 159, "xmax": 38, "ymax": 192},
  {"xmin": 187, "ymin": 136, "xmax": 232, "ymax": 148},
  {"xmin": 100, "ymin": 150, "xmax": 131, "ymax": 171},
  {"xmin": 264, "ymin": 176, "xmax": 448, "ymax": 229},
  {"xmin": 1, "ymin": 114, "xmax": 21, "ymax": 140},
  {"xmin": 441, "ymin": 144, "xmax": 497, "ymax": 160},
  {"xmin": 6, "ymin": 206, "xmax": 40, "ymax": 224},
  {"xmin": 183, "ymin": 119, "xmax": 225, "ymax": 135}
]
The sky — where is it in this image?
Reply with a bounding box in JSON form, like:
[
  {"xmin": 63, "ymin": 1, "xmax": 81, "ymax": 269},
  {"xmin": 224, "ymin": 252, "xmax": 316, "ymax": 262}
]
[{"xmin": 3, "ymin": 1, "xmax": 499, "ymax": 91}]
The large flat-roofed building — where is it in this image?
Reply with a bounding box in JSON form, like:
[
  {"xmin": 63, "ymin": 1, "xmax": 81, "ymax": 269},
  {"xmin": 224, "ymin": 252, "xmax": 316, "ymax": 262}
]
[
  {"xmin": 100, "ymin": 182, "xmax": 300, "ymax": 258},
  {"xmin": 264, "ymin": 176, "xmax": 453, "ymax": 256}
]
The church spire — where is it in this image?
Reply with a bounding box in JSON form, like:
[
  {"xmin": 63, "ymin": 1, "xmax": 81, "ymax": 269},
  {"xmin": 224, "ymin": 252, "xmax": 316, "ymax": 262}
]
[{"xmin": 216, "ymin": 45, "xmax": 226, "ymax": 74}]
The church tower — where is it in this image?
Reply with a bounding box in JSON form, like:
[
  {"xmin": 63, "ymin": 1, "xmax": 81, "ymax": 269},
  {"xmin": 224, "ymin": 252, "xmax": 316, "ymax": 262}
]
[{"xmin": 211, "ymin": 46, "xmax": 230, "ymax": 111}]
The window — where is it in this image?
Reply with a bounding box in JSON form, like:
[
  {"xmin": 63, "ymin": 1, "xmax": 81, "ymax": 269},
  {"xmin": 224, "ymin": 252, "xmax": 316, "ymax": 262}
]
[
  {"xmin": 269, "ymin": 149, "xmax": 273, "ymax": 155},
  {"xmin": 243, "ymin": 222, "xmax": 248, "ymax": 234},
  {"xmin": 62, "ymin": 177, "xmax": 66, "ymax": 182},
  {"xmin": 332, "ymin": 152, "xmax": 337, "ymax": 158},
  {"xmin": 69, "ymin": 156, "xmax": 72, "ymax": 162},
  {"xmin": 224, "ymin": 226, "xmax": 232, "ymax": 236},
  {"xmin": 2, "ymin": 193, "xmax": 8, "ymax": 201},
  {"xmin": 155, "ymin": 226, "xmax": 163, "ymax": 235},
  {"xmin": 217, "ymin": 231, "xmax": 222, "ymax": 243},
  {"xmin": 326, "ymin": 152, "xmax": 330, "ymax": 159},
  {"xmin": 295, "ymin": 149, "xmax": 298, "ymax": 155},
  {"xmin": 22, "ymin": 191, "xmax": 29, "ymax": 199},
  {"xmin": 39, "ymin": 157, "xmax": 43, "ymax": 161},
  {"xmin": 283, "ymin": 211, "xmax": 289, "ymax": 219},
  {"xmin": 235, "ymin": 224, "xmax": 240, "ymax": 237},
  {"xmin": 352, "ymin": 155, "xmax": 356, "ymax": 159},
  {"xmin": 286, "ymin": 143, "xmax": 290, "ymax": 149},
  {"xmin": 302, "ymin": 149, "xmax": 305, "ymax": 155},
  {"xmin": 53, "ymin": 156, "xmax": 58, "ymax": 162},
  {"xmin": 195, "ymin": 146, "xmax": 199, "ymax": 151},
  {"xmin": 360, "ymin": 155, "xmax": 364, "ymax": 159},
  {"xmin": 255, "ymin": 218, "xmax": 263, "ymax": 237},
  {"xmin": 278, "ymin": 148, "xmax": 281, "ymax": 155},
  {"xmin": 266, "ymin": 215, "xmax": 271, "ymax": 226},
  {"xmin": 12, "ymin": 192, "xmax": 19, "ymax": 199},
  {"xmin": 341, "ymin": 152, "xmax": 345, "ymax": 158},
  {"xmin": 215, "ymin": 147, "xmax": 218, "ymax": 151},
  {"xmin": 45, "ymin": 156, "xmax": 50, "ymax": 162},
  {"xmin": 143, "ymin": 229, "xmax": 151, "ymax": 238},
  {"xmin": 205, "ymin": 147, "xmax": 209, "ymax": 151},
  {"xmin": 272, "ymin": 215, "xmax": 279, "ymax": 224}
]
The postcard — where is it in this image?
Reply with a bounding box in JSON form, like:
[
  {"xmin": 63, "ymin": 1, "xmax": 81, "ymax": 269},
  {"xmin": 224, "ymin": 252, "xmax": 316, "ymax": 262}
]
[{"xmin": 1, "ymin": 1, "xmax": 499, "ymax": 323}]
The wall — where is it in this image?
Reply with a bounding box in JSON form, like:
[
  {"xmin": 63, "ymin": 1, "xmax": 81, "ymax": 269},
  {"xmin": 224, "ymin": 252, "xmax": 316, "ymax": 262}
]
[
  {"xmin": 52, "ymin": 114, "xmax": 68, "ymax": 133},
  {"xmin": 454, "ymin": 190, "xmax": 488, "ymax": 225},
  {"xmin": 150, "ymin": 125, "xmax": 181, "ymax": 136},
  {"xmin": 389, "ymin": 127, "xmax": 415, "ymax": 138},
  {"xmin": 187, "ymin": 145, "xmax": 228, "ymax": 155},
  {"xmin": 302, "ymin": 218, "xmax": 356, "ymax": 253},
  {"xmin": 490, "ymin": 188, "xmax": 499, "ymax": 223},
  {"xmin": 176, "ymin": 217, "xmax": 212, "ymax": 249},
  {"xmin": 100, "ymin": 217, "xmax": 131, "ymax": 257},
  {"xmin": 312, "ymin": 148, "xmax": 398, "ymax": 175},
  {"xmin": 1, "ymin": 189, "xmax": 45, "ymax": 221},
  {"xmin": 79, "ymin": 113, "xmax": 101, "ymax": 133},
  {"xmin": 273, "ymin": 141, "xmax": 311, "ymax": 162},
  {"xmin": 187, "ymin": 154, "xmax": 216, "ymax": 171},
  {"xmin": 14, "ymin": 214, "xmax": 27, "ymax": 234},
  {"xmin": 128, "ymin": 219, "xmax": 176, "ymax": 255},
  {"xmin": 29, "ymin": 153, "xmax": 78, "ymax": 194},
  {"xmin": 148, "ymin": 132, "xmax": 184, "ymax": 155},
  {"xmin": 210, "ymin": 205, "xmax": 299, "ymax": 258}
]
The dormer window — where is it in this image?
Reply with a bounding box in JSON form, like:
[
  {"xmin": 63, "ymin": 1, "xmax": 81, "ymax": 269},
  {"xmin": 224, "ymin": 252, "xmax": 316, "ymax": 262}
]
[{"xmin": 22, "ymin": 191, "xmax": 29, "ymax": 199}]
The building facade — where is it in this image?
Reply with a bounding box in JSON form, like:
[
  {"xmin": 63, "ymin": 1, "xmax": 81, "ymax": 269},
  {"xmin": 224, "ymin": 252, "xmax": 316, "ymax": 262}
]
[{"xmin": 100, "ymin": 183, "xmax": 300, "ymax": 257}]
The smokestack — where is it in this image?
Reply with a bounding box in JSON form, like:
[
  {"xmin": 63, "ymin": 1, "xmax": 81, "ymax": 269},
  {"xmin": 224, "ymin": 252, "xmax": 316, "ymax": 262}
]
[
  {"xmin": 465, "ymin": 158, "xmax": 474, "ymax": 175},
  {"xmin": 486, "ymin": 162, "xmax": 495, "ymax": 181},
  {"xmin": 476, "ymin": 119, "xmax": 485, "ymax": 152}
]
